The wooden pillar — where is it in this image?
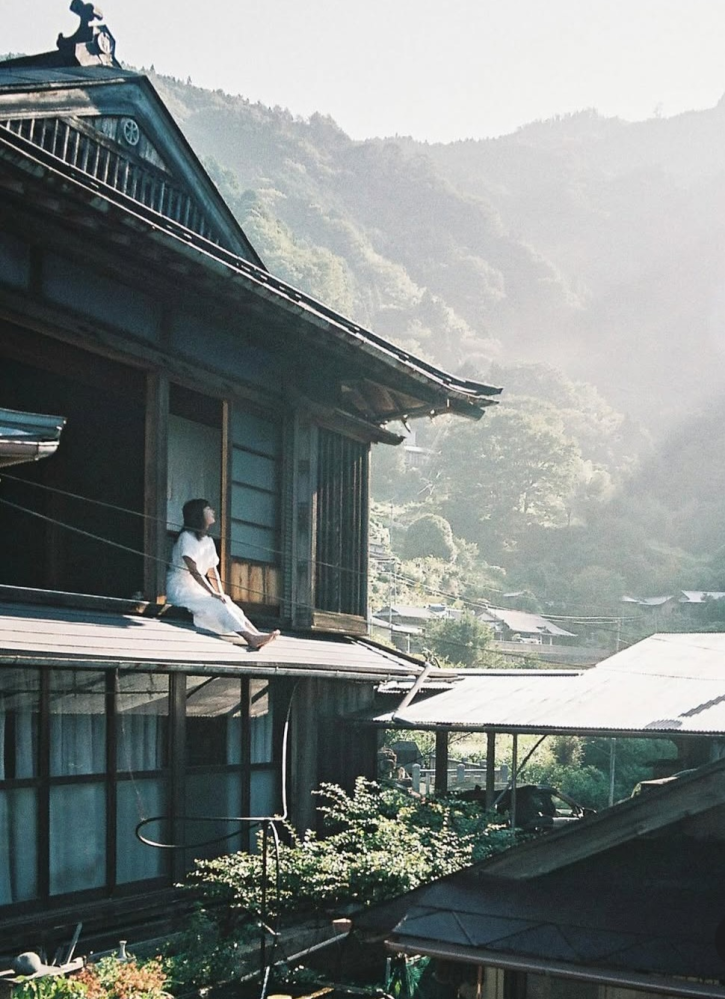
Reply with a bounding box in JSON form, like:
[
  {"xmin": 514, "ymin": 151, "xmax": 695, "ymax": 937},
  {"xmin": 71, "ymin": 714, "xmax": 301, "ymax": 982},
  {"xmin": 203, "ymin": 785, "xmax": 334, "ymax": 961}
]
[
  {"xmin": 169, "ymin": 672, "xmax": 186, "ymax": 883},
  {"xmin": 435, "ymin": 729, "xmax": 449, "ymax": 796},
  {"xmin": 485, "ymin": 731, "xmax": 496, "ymax": 809},
  {"xmin": 144, "ymin": 372, "xmax": 169, "ymax": 601},
  {"xmin": 510, "ymin": 734, "xmax": 518, "ymax": 835},
  {"xmin": 220, "ymin": 399, "xmax": 230, "ymax": 590}
]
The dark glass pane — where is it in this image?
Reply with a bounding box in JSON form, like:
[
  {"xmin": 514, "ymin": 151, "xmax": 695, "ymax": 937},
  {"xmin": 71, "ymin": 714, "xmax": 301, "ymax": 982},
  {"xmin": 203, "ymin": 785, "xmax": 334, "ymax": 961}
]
[
  {"xmin": 116, "ymin": 778, "xmax": 169, "ymax": 883},
  {"xmin": 0, "ymin": 668, "xmax": 39, "ymax": 780},
  {"xmin": 0, "ymin": 787, "xmax": 37, "ymax": 903},
  {"xmin": 186, "ymin": 677, "xmax": 243, "ymax": 767},
  {"xmin": 116, "ymin": 673, "xmax": 169, "ymax": 772},
  {"xmin": 49, "ymin": 671, "xmax": 106, "ymax": 777},
  {"xmin": 184, "ymin": 771, "xmax": 243, "ymax": 869},
  {"xmin": 50, "ymin": 782, "xmax": 105, "ymax": 894},
  {"xmin": 250, "ymin": 680, "xmax": 273, "ymax": 764}
]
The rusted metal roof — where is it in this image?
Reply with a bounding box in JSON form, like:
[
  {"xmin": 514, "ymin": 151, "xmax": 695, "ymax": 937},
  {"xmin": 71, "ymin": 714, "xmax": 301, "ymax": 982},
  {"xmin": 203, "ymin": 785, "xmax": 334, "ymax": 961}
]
[
  {"xmin": 0, "ymin": 406, "xmax": 65, "ymax": 468},
  {"xmin": 0, "ymin": 602, "xmax": 423, "ymax": 681},
  {"xmin": 361, "ymin": 633, "xmax": 725, "ymax": 736}
]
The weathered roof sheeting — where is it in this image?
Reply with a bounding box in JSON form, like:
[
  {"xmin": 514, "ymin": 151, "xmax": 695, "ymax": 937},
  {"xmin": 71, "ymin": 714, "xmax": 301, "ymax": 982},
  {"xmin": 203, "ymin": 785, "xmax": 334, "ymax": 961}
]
[
  {"xmin": 390, "ymin": 841, "xmax": 725, "ymax": 986},
  {"xmin": 0, "ymin": 406, "xmax": 65, "ymax": 468},
  {"xmin": 0, "ymin": 601, "xmax": 423, "ymax": 680},
  {"xmin": 362, "ymin": 633, "xmax": 725, "ymax": 737},
  {"xmin": 357, "ymin": 671, "xmax": 580, "ymax": 727}
]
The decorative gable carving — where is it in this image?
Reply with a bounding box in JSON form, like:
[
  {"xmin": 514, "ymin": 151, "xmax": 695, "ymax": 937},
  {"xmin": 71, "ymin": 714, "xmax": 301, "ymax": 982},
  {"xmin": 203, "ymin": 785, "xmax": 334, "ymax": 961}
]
[
  {"xmin": 87, "ymin": 115, "xmax": 168, "ymax": 171},
  {"xmin": 0, "ymin": 111, "xmax": 223, "ymax": 245}
]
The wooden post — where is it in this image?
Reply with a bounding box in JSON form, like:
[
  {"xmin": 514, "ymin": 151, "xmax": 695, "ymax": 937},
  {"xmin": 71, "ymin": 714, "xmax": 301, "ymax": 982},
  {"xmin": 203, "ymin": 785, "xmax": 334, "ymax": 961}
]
[
  {"xmin": 144, "ymin": 372, "xmax": 169, "ymax": 601},
  {"xmin": 485, "ymin": 731, "xmax": 496, "ymax": 809},
  {"xmin": 510, "ymin": 734, "xmax": 518, "ymax": 836},
  {"xmin": 220, "ymin": 399, "xmax": 230, "ymax": 593},
  {"xmin": 435, "ymin": 729, "xmax": 449, "ymax": 796}
]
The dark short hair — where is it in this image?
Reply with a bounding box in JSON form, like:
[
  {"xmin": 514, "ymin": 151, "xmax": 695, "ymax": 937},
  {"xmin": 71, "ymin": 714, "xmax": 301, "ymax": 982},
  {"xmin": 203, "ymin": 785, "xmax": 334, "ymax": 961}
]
[{"xmin": 182, "ymin": 498, "xmax": 210, "ymax": 536}]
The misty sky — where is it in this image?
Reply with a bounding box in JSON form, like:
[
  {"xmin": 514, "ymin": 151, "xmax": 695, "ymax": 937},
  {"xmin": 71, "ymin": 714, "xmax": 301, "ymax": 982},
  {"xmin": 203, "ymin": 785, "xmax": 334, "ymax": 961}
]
[{"xmin": 7, "ymin": 1, "xmax": 725, "ymax": 143}]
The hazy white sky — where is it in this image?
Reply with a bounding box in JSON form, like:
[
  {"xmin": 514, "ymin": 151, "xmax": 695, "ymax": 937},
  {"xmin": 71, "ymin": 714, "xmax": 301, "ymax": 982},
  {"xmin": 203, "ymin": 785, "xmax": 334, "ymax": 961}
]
[{"xmin": 6, "ymin": 1, "xmax": 725, "ymax": 143}]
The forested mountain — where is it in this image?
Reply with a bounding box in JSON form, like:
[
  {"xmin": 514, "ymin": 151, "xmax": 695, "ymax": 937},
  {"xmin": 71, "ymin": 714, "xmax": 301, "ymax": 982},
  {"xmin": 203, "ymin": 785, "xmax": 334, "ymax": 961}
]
[
  {"xmin": 138, "ymin": 73, "xmax": 725, "ymax": 615},
  {"xmin": 154, "ymin": 72, "xmax": 725, "ymax": 429}
]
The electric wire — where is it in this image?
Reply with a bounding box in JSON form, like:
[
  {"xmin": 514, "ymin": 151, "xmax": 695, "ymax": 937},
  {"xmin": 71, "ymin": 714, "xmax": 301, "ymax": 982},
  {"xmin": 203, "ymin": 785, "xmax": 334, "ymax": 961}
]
[
  {"xmin": 0, "ymin": 495, "xmax": 639, "ymax": 663},
  {"xmin": 0, "ymin": 476, "xmax": 646, "ymax": 669},
  {"xmin": 0, "ymin": 474, "xmax": 648, "ymax": 630}
]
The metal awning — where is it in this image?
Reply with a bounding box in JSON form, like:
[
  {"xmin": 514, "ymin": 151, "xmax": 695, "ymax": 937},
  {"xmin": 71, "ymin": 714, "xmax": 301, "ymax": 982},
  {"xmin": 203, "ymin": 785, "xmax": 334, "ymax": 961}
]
[
  {"xmin": 0, "ymin": 601, "xmax": 424, "ymax": 681},
  {"xmin": 0, "ymin": 406, "xmax": 65, "ymax": 468},
  {"xmin": 354, "ymin": 633, "xmax": 725, "ymax": 737}
]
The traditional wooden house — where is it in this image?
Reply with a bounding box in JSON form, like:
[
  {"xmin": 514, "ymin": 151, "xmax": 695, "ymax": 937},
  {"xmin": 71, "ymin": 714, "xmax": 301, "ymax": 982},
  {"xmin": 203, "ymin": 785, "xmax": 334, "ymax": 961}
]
[{"xmin": 0, "ymin": 12, "xmax": 499, "ymax": 952}]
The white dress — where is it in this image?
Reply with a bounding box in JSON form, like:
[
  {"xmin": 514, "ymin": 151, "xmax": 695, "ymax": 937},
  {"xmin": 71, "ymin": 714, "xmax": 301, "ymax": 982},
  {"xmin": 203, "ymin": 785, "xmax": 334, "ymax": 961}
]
[{"xmin": 166, "ymin": 531, "xmax": 254, "ymax": 634}]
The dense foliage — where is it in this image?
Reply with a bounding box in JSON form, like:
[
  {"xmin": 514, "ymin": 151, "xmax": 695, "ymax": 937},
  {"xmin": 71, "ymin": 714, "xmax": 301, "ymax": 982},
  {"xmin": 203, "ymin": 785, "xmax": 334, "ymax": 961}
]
[
  {"xmin": 13, "ymin": 958, "xmax": 170, "ymax": 999},
  {"xmin": 190, "ymin": 779, "xmax": 513, "ymax": 922}
]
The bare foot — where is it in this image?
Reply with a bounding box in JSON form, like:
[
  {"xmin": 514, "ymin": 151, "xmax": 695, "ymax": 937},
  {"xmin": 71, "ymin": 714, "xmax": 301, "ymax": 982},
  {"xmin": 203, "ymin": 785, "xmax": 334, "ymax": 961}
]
[{"xmin": 244, "ymin": 629, "xmax": 280, "ymax": 651}]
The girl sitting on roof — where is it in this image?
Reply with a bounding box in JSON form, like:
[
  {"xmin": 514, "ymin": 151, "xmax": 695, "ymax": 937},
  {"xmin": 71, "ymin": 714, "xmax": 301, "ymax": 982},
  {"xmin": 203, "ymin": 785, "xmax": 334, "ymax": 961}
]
[{"xmin": 166, "ymin": 498, "xmax": 279, "ymax": 650}]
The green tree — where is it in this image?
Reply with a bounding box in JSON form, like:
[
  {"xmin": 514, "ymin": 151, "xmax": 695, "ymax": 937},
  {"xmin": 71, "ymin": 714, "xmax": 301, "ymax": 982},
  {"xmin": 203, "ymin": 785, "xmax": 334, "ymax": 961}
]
[
  {"xmin": 403, "ymin": 514, "xmax": 458, "ymax": 561},
  {"xmin": 425, "ymin": 614, "xmax": 498, "ymax": 668},
  {"xmin": 437, "ymin": 407, "xmax": 580, "ymax": 553}
]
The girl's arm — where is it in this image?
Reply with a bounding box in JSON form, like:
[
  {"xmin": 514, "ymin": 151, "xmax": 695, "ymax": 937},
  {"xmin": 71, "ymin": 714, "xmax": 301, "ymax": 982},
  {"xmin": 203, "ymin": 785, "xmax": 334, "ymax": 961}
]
[
  {"xmin": 182, "ymin": 555, "xmax": 224, "ymax": 599},
  {"xmin": 209, "ymin": 565, "xmax": 227, "ymax": 601}
]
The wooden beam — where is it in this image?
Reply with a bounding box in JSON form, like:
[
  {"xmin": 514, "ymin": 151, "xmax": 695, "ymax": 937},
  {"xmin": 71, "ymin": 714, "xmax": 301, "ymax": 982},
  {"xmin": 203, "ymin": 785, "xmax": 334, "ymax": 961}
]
[
  {"xmin": 144, "ymin": 371, "xmax": 169, "ymax": 601},
  {"xmin": 435, "ymin": 729, "xmax": 449, "ymax": 796},
  {"xmin": 485, "ymin": 731, "xmax": 496, "ymax": 809}
]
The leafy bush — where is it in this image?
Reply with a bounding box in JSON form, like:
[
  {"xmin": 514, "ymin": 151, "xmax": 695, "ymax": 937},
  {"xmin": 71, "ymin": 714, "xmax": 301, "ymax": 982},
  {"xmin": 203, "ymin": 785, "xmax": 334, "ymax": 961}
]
[
  {"xmin": 189, "ymin": 779, "xmax": 514, "ymax": 923},
  {"xmin": 403, "ymin": 515, "xmax": 458, "ymax": 561},
  {"xmin": 424, "ymin": 614, "xmax": 500, "ymax": 668},
  {"xmin": 13, "ymin": 958, "xmax": 170, "ymax": 999}
]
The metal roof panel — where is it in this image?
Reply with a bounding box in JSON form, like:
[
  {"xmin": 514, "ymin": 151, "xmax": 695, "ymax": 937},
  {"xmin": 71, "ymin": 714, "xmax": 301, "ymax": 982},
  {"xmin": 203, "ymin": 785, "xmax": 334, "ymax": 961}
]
[
  {"xmin": 373, "ymin": 633, "xmax": 725, "ymax": 736},
  {"xmin": 0, "ymin": 602, "xmax": 422, "ymax": 680}
]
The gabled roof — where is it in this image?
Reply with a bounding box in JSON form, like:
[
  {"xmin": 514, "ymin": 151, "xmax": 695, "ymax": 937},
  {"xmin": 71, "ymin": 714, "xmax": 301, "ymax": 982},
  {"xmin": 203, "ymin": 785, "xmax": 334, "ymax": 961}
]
[
  {"xmin": 479, "ymin": 607, "xmax": 576, "ymax": 638},
  {"xmin": 0, "ymin": 64, "xmax": 502, "ymax": 424},
  {"xmin": 680, "ymin": 590, "xmax": 725, "ymax": 603},
  {"xmin": 374, "ymin": 605, "xmax": 438, "ymax": 621},
  {"xmin": 0, "ymin": 65, "xmax": 263, "ymax": 264},
  {"xmin": 622, "ymin": 594, "xmax": 676, "ymax": 607}
]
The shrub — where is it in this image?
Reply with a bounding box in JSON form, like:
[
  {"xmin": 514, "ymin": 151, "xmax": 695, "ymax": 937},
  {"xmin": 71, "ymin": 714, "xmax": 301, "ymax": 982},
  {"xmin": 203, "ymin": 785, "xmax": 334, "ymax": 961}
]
[
  {"xmin": 13, "ymin": 958, "xmax": 170, "ymax": 999},
  {"xmin": 403, "ymin": 515, "xmax": 457, "ymax": 561},
  {"xmin": 189, "ymin": 779, "xmax": 514, "ymax": 923}
]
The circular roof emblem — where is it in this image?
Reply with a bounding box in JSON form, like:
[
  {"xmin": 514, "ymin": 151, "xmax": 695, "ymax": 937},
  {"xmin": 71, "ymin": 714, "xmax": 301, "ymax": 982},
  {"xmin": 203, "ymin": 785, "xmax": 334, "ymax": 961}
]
[{"xmin": 121, "ymin": 118, "xmax": 140, "ymax": 147}]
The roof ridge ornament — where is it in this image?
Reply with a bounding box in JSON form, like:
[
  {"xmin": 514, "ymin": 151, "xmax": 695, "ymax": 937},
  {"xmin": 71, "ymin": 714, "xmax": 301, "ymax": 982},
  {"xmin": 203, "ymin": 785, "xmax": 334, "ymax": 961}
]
[{"xmin": 56, "ymin": 0, "xmax": 119, "ymax": 67}]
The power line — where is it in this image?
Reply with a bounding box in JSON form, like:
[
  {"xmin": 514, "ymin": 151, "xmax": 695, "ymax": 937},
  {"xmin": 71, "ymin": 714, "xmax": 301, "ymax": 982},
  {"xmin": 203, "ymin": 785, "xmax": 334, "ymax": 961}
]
[{"xmin": 0, "ymin": 477, "xmax": 647, "ymax": 640}]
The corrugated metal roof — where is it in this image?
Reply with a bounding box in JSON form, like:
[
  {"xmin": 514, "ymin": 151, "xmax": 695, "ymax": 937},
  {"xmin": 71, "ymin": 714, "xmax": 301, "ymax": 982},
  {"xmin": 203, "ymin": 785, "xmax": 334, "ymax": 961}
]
[
  {"xmin": 0, "ymin": 406, "xmax": 65, "ymax": 468},
  {"xmin": 0, "ymin": 602, "xmax": 422, "ymax": 680},
  {"xmin": 371, "ymin": 633, "xmax": 725, "ymax": 736},
  {"xmin": 356, "ymin": 671, "xmax": 580, "ymax": 727}
]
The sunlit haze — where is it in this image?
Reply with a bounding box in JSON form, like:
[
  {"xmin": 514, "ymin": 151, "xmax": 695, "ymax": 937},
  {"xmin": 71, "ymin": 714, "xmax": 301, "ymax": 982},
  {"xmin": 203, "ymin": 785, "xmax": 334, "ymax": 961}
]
[{"xmin": 6, "ymin": 0, "xmax": 725, "ymax": 142}]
